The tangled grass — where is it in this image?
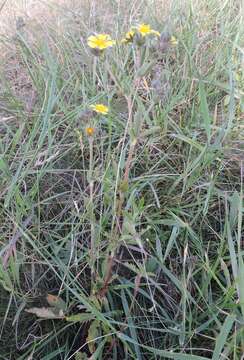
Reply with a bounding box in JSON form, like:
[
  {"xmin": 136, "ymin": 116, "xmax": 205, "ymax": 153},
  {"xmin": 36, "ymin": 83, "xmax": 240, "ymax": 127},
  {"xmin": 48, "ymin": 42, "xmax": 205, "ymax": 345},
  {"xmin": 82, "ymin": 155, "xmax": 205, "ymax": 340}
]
[{"xmin": 0, "ymin": 0, "xmax": 243, "ymax": 359}]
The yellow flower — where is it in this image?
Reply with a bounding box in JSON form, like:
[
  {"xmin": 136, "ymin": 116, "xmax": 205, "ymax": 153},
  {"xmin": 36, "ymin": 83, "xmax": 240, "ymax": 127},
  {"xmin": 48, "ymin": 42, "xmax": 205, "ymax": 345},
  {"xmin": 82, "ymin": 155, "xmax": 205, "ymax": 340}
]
[
  {"xmin": 137, "ymin": 24, "xmax": 160, "ymax": 37},
  {"xmin": 90, "ymin": 103, "xmax": 109, "ymax": 115},
  {"xmin": 85, "ymin": 127, "xmax": 95, "ymax": 136},
  {"xmin": 87, "ymin": 34, "xmax": 116, "ymax": 50},
  {"xmin": 170, "ymin": 36, "xmax": 178, "ymax": 46},
  {"xmin": 121, "ymin": 30, "xmax": 135, "ymax": 43}
]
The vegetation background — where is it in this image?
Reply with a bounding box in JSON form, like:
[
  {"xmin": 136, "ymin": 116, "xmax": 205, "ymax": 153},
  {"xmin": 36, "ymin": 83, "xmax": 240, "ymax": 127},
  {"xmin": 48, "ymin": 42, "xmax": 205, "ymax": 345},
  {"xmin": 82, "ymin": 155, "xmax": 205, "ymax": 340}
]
[{"xmin": 0, "ymin": 0, "xmax": 243, "ymax": 359}]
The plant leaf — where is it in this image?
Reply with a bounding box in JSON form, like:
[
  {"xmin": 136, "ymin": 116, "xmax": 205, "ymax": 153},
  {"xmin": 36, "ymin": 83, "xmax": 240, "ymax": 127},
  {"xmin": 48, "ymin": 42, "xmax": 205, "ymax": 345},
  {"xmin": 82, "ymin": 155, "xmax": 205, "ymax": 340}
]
[
  {"xmin": 75, "ymin": 352, "xmax": 88, "ymax": 360},
  {"xmin": 199, "ymin": 81, "xmax": 211, "ymax": 143},
  {"xmin": 212, "ymin": 313, "xmax": 235, "ymax": 360},
  {"xmin": 66, "ymin": 313, "xmax": 95, "ymax": 323},
  {"xmin": 136, "ymin": 60, "xmax": 156, "ymax": 77},
  {"xmin": 238, "ymin": 257, "xmax": 244, "ymax": 317},
  {"xmin": 25, "ymin": 307, "xmax": 64, "ymax": 319},
  {"xmin": 87, "ymin": 320, "xmax": 100, "ymax": 353},
  {"xmin": 46, "ymin": 294, "xmax": 67, "ymax": 311},
  {"xmin": 118, "ymin": 332, "xmax": 209, "ymax": 359}
]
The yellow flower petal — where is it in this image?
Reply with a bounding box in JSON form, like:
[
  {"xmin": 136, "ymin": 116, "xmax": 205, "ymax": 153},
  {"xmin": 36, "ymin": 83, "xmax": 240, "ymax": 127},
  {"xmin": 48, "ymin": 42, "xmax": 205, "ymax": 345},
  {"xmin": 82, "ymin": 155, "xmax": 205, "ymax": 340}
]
[
  {"xmin": 150, "ymin": 30, "xmax": 160, "ymax": 37},
  {"xmin": 90, "ymin": 104, "xmax": 109, "ymax": 115},
  {"xmin": 106, "ymin": 40, "xmax": 116, "ymax": 47},
  {"xmin": 137, "ymin": 24, "xmax": 160, "ymax": 37},
  {"xmin": 126, "ymin": 30, "xmax": 135, "ymax": 40},
  {"xmin": 121, "ymin": 29, "xmax": 135, "ymax": 44},
  {"xmin": 170, "ymin": 36, "xmax": 178, "ymax": 46},
  {"xmin": 87, "ymin": 36, "xmax": 99, "ymax": 48},
  {"xmin": 138, "ymin": 24, "xmax": 151, "ymax": 36},
  {"xmin": 87, "ymin": 34, "xmax": 115, "ymax": 50}
]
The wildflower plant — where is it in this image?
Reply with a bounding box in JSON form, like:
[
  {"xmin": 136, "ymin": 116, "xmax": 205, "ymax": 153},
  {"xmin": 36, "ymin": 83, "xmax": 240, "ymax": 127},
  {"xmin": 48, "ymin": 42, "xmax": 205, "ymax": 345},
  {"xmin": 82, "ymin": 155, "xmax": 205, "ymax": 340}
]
[
  {"xmin": 121, "ymin": 23, "xmax": 161, "ymax": 46},
  {"xmin": 83, "ymin": 25, "xmax": 179, "ymax": 280}
]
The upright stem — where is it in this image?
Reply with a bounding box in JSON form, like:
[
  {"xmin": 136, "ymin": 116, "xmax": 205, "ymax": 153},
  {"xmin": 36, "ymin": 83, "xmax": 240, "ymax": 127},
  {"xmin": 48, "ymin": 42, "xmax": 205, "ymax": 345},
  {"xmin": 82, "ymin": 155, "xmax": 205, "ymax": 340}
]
[
  {"xmin": 112, "ymin": 95, "xmax": 134, "ymax": 237},
  {"xmin": 98, "ymin": 96, "xmax": 137, "ymax": 299},
  {"xmin": 88, "ymin": 137, "xmax": 95, "ymax": 276},
  {"xmin": 93, "ymin": 56, "xmax": 97, "ymax": 89}
]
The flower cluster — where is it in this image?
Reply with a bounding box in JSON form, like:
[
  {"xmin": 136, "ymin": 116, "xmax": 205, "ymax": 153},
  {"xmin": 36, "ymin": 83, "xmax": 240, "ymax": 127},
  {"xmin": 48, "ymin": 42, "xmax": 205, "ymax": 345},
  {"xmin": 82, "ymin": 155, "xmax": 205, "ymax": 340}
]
[
  {"xmin": 87, "ymin": 23, "xmax": 178, "ymax": 52},
  {"xmin": 81, "ymin": 104, "xmax": 109, "ymax": 138},
  {"xmin": 121, "ymin": 24, "xmax": 160, "ymax": 44},
  {"xmin": 84, "ymin": 23, "xmax": 178, "ymax": 137}
]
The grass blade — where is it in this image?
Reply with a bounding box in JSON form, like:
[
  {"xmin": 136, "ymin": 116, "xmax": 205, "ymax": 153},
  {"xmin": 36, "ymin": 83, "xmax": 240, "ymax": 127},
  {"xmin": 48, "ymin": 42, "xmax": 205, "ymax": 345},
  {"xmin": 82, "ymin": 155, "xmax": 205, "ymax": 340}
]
[{"xmin": 212, "ymin": 313, "xmax": 235, "ymax": 360}]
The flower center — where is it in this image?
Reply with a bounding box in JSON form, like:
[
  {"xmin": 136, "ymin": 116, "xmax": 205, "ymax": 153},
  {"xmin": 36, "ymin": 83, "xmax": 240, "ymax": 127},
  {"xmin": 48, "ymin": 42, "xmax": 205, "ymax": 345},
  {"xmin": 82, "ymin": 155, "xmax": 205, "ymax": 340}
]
[
  {"xmin": 139, "ymin": 25, "xmax": 151, "ymax": 34},
  {"xmin": 95, "ymin": 39, "xmax": 107, "ymax": 47},
  {"xmin": 96, "ymin": 105, "xmax": 106, "ymax": 112}
]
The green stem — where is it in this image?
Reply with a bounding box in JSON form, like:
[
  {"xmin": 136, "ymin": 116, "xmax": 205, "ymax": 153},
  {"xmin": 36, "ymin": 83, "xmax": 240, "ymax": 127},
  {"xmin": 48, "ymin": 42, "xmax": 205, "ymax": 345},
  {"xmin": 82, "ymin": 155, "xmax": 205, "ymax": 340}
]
[
  {"xmin": 93, "ymin": 56, "xmax": 97, "ymax": 89},
  {"xmin": 88, "ymin": 137, "xmax": 95, "ymax": 276}
]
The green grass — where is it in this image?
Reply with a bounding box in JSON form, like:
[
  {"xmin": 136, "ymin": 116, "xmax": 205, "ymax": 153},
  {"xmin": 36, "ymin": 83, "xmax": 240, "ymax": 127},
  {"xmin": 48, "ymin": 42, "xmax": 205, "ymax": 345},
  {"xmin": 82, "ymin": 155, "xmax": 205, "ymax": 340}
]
[{"xmin": 0, "ymin": 0, "xmax": 244, "ymax": 359}]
